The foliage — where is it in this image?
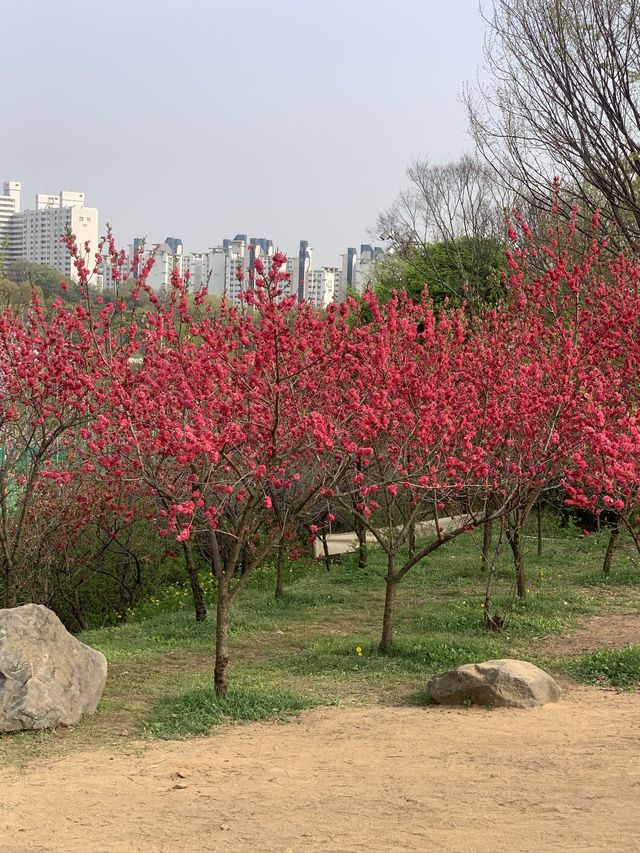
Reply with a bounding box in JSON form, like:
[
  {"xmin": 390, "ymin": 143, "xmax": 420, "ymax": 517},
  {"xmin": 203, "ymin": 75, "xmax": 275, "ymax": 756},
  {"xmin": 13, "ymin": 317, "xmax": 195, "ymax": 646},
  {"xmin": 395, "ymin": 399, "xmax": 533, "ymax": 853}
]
[
  {"xmin": 2, "ymin": 260, "xmax": 77, "ymax": 310},
  {"xmin": 569, "ymin": 646, "xmax": 640, "ymax": 688},
  {"xmin": 372, "ymin": 237, "xmax": 506, "ymax": 308}
]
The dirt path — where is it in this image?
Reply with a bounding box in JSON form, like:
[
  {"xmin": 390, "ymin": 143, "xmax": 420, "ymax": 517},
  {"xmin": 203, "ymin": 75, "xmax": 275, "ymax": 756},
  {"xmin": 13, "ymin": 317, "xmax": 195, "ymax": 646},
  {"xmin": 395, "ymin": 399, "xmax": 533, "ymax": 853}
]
[
  {"xmin": 541, "ymin": 612, "xmax": 640, "ymax": 655},
  {"xmin": 2, "ymin": 683, "xmax": 640, "ymax": 852}
]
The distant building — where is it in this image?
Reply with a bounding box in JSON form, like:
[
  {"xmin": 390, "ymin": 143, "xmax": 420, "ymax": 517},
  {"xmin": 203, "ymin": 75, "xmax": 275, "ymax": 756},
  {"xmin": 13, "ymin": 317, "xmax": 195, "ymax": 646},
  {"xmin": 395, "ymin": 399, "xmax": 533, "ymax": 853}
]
[
  {"xmin": 122, "ymin": 233, "xmax": 276, "ymax": 299},
  {"xmin": 35, "ymin": 190, "xmax": 86, "ymax": 210},
  {"xmin": 129, "ymin": 238, "xmax": 184, "ymax": 292},
  {"xmin": 337, "ymin": 247, "xmax": 357, "ymax": 301},
  {"xmin": 1, "ymin": 181, "xmax": 99, "ymax": 281},
  {"xmin": 354, "ymin": 243, "xmax": 384, "ymax": 293},
  {"xmin": 206, "ymin": 234, "xmax": 275, "ymax": 301},
  {"xmin": 286, "ymin": 240, "xmax": 313, "ymax": 303},
  {"xmin": 0, "ymin": 181, "xmax": 22, "ymax": 263},
  {"xmin": 164, "ymin": 236, "xmax": 183, "ymax": 256},
  {"xmin": 306, "ymin": 266, "xmax": 338, "ymax": 307},
  {"xmin": 22, "ymin": 193, "xmax": 99, "ymax": 282}
]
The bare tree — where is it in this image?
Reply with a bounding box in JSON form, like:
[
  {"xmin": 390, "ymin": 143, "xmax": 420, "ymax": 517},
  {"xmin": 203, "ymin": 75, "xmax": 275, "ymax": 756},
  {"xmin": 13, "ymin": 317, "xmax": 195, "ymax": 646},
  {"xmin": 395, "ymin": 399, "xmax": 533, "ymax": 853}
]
[
  {"xmin": 376, "ymin": 155, "xmax": 510, "ymax": 311},
  {"xmin": 378, "ymin": 155, "xmax": 506, "ymax": 246},
  {"xmin": 465, "ymin": 0, "xmax": 640, "ymax": 243}
]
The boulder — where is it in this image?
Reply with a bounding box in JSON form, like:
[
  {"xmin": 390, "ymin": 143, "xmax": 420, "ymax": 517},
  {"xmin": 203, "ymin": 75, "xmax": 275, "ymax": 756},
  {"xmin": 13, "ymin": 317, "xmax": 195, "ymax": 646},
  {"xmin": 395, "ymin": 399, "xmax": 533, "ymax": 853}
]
[
  {"xmin": 427, "ymin": 659, "xmax": 561, "ymax": 708},
  {"xmin": 0, "ymin": 603, "xmax": 107, "ymax": 732}
]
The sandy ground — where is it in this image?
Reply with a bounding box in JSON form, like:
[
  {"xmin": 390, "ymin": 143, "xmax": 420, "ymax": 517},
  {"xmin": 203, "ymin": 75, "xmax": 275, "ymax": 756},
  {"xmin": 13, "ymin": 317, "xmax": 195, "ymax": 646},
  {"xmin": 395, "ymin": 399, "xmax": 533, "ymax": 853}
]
[
  {"xmin": 541, "ymin": 612, "xmax": 640, "ymax": 655},
  {"xmin": 2, "ymin": 683, "xmax": 640, "ymax": 853}
]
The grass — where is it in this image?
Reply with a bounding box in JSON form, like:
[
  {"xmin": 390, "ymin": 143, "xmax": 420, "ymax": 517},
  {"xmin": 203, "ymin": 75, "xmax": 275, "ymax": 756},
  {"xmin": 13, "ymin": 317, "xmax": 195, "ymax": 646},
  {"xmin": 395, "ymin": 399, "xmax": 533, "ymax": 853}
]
[
  {"xmin": 2, "ymin": 514, "xmax": 640, "ymax": 764},
  {"xmin": 142, "ymin": 684, "xmax": 317, "ymax": 739},
  {"xmin": 565, "ymin": 646, "xmax": 640, "ymax": 688}
]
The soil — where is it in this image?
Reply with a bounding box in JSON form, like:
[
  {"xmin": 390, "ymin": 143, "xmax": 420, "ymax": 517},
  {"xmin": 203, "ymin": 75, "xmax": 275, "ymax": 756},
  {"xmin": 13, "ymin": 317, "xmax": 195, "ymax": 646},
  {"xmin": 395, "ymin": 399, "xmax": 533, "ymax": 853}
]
[
  {"xmin": 541, "ymin": 613, "xmax": 640, "ymax": 655},
  {"xmin": 3, "ymin": 613, "xmax": 640, "ymax": 852},
  {"xmin": 2, "ymin": 682, "xmax": 640, "ymax": 852}
]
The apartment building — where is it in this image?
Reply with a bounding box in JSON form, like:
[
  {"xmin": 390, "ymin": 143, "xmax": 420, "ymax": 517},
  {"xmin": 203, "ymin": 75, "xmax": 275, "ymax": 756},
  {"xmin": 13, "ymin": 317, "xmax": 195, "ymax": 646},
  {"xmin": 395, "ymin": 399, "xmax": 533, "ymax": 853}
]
[
  {"xmin": 22, "ymin": 201, "xmax": 98, "ymax": 281},
  {"xmin": 0, "ymin": 181, "xmax": 22, "ymax": 263},
  {"xmin": 306, "ymin": 266, "xmax": 338, "ymax": 307},
  {"xmin": 1, "ymin": 180, "xmax": 99, "ymax": 281}
]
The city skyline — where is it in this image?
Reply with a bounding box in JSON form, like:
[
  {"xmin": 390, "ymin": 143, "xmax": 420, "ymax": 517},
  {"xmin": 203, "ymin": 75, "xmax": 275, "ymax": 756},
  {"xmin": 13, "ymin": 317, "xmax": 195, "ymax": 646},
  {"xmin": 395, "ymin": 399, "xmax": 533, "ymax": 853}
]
[
  {"xmin": 1, "ymin": 179, "xmax": 383, "ymax": 306},
  {"xmin": 0, "ymin": 0, "xmax": 487, "ymax": 268}
]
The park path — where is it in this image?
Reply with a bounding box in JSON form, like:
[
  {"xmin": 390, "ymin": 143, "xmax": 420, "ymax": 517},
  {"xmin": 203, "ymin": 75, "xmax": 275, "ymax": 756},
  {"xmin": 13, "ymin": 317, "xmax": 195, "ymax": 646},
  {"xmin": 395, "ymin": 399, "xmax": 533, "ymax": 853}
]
[
  {"xmin": 313, "ymin": 516, "xmax": 463, "ymax": 557},
  {"xmin": 2, "ymin": 682, "xmax": 640, "ymax": 852}
]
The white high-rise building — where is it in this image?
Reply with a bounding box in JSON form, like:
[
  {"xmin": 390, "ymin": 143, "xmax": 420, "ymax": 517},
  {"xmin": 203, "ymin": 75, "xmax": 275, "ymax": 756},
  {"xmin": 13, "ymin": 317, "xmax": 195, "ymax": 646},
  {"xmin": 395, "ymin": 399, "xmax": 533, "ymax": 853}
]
[
  {"xmin": 128, "ymin": 239, "xmax": 183, "ymax": 292},
  {"xmin": 181, "ymin": 252, "xmax": 205, "ymax": 291},
  {"xmin": 0, "ymin": 181, "xmax": 22, "ymax": 263},
  {"xmin": 306, "ymin": 267, "xmax": 338, "ymax": 307},
  {"xmin": 335, "ymin": 244, "xmax": 384, "ymax": 300},
  {"xmin": 22, "ymin": 191, "xmax": 98, "ymax": 281},
  {"xmin": 203, "ymin": 235, "xmax": 275, "ymax": 301},
  {"xmin": 203, "ymin": 247, "xmax": 227, "ymax": 296},
  {"xmin": 126, "ymin": 234, "xmax": 277, "ymax": 299},
  {"xmin": 1, "ymin": 183, "xmax": 99, "ymax": 281},
  {"xmin": 337, "ymin": 247, "xmax": 357, "ymax": 302},
  {"xmin": 35, "ymin": 190, "xmax": 86, "ymax": 211},
  {"xmin": 354, "ymin": 244, "xmax": 385, "ymax": 293}
]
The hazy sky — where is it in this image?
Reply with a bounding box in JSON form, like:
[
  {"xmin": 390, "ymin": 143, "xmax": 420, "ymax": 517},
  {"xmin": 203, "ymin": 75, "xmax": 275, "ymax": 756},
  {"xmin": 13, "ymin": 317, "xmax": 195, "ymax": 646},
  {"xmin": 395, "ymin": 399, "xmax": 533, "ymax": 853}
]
[{"xmin": 2, "ymin": 0, "xmax": 487, "ymax": 266}]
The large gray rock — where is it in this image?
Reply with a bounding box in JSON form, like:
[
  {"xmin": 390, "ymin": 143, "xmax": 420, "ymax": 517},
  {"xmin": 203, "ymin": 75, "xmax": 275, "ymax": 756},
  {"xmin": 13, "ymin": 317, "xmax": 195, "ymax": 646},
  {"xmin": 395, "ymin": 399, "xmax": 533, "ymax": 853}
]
[
  {"xmin": 0, "ymin": 604, "xmax": 107, "ymax": 732},
  {"xmin": 427, "ymin": 659, "xmax": 561, "ymax": 708}
]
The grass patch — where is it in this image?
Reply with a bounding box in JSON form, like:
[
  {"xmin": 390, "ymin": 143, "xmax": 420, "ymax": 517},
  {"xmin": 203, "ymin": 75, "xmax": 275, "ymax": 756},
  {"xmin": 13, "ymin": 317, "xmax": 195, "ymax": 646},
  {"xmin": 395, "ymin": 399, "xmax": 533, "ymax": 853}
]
[
  {"xmin": 566, "ymin": 645, "xmax": 640, "ymax": 688},
  {"xmin": 577, "ymin": 560, "xmax": 640, "ymax": 588},
  {"xmin": 283, "ymin": 633, "xmax": 506, "ymax": 679},
  {"xmin": 80, "ymin": 611, "xmax": 212, "ymax": 660},
  {"xmin": 3, "ymin": 512, "xmax": 640, "ymax": 765},
  {"xmin": 142, "ymin": 684, "xmax": 317, "ymax": 739}
]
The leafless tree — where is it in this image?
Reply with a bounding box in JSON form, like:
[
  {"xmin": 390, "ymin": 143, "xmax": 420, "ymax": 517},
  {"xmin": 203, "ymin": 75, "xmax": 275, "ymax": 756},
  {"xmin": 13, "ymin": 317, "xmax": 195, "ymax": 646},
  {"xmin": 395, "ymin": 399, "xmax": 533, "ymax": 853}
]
[
  {"xmin": 376, "ymin": 155, "xmax": 511, "ymax": 310},
  {"xmin": 465, "ymin": 0, "xmax": 640, "ymax": 243},
  {"xmin": 378, "ymin": 154, "xmax": 507, "ymax": 248}
]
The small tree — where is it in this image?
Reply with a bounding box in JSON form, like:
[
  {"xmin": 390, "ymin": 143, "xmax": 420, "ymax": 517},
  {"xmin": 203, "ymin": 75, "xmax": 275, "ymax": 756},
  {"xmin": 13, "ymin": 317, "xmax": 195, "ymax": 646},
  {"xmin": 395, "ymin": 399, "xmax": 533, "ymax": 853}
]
[
  {"xmin": 91, "ymin": 253, "xmax": 355, "ymax": 694},
  {"xmin": 320, "ymin": 291, "xmax": 509, "ymax": 651},
  {"xmin": 0, "ymin": 296, "xmax": 108, "ymax": 607}
]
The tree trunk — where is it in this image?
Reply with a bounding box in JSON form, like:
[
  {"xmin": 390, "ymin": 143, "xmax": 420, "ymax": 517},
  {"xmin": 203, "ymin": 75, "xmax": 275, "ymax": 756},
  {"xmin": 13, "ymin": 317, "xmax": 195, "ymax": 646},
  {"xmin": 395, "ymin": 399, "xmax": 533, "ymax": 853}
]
[
  {"xmin": 408, "ymin": 520, "xmax": 416, "ymax": 557},
  {"xmin": 241, "ymin": 545, "xmax": 251, "ymax": 575},
  {"xmin": 508, "ymin": 524, "xmax": 527, "ymax": 600},
  {"xmin": 379, "ymin": 563, "xmax": 397, "ymax": 653},
  {"xmin": 182, "ymin": 541, "xmax": 207, "ymax": 622},
  {"xmin": 482, "ymin": 517, "xmax": 503, "ymax": 631},
  {"xmin": 354, "ymin": 513, "xmax": 367, "ymax": 569},
  {"xmin": 602, "ymin": 523, "xmax": 619, "ymax": 576},
  {"xmin": 275, "ymin": 540, "xmax": 286, "ymax": 599},
  {"xmin": 214, "ymin": 576, "xmax": 231, "ymax": 697},
  {"xmin": 536, "ymin": 502, "xmax": 543, "ymax": 557},
  {"xmin": 319, "ymin": 533, "xmax": 331, "ymax": 573},
  {"xmin": 481, "ymin": 511, "xmax": 493, "ymax": 572}
]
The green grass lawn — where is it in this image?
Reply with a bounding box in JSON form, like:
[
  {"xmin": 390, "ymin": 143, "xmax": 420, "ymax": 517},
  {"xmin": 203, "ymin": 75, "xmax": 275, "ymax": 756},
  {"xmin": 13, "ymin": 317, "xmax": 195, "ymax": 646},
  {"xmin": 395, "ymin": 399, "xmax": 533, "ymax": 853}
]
[{"xmin": 2, "ymin": 516, "xmax": 640, "ymax": 763}]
